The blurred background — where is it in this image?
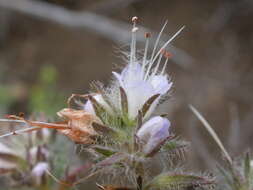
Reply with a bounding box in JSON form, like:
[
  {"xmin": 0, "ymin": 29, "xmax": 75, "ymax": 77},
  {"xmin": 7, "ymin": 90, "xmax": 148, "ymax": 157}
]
[{"xmin": 0, "ymin": 0, "xmax": 252, "ymax": 176}]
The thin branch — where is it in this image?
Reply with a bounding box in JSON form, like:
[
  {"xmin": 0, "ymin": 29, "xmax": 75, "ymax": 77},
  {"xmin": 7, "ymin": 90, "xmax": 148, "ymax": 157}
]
[
  {"xmin": 88, "ymin": 0, "xmax": 146, "ymax": 15},
  {"xmin": 0, "ymin": 0, "xmax": 194, "ymax": 68}
]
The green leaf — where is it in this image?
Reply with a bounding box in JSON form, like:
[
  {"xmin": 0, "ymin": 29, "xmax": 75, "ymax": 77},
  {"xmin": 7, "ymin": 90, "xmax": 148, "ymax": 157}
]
[
  {"xmin": 92, "ymin": 145, "xmax": 117, "ymax": 157},
  {"xmin": 162, "ymin": 138, "xmax": 189, "ymax": 153},
  {"xmin": 144, "ymin": 172, "xmax": 215, "ymax": 190}
]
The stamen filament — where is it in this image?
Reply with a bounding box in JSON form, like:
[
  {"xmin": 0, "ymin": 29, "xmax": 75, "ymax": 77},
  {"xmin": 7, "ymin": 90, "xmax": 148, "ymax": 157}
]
[
  {"xmin": 141, "ymin": 33, "xmax": 150, "ymax": 79},
  {"xmin": 161, "ymin": 57, "xmax": 169, "ymax": 75},
  {"xmin": 151, "ymin": 26, "xmax": 185, "ymax": 66},
  {"xmin": 151, "ymin": 52, "xmax": 163, "ymax": 79},
  {"xmin": 144, "ymin": 21, "xmax": 167, "ymax": 80}
]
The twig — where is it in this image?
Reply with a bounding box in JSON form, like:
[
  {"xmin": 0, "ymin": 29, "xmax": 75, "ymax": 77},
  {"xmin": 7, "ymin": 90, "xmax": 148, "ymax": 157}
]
[
  {"xmin": 0, "ymin": 0, "xmax": 194, "ymax": 68},
  {"xmin": 89, "ymin": 0, "xmax": 146, "ymax": 15}
]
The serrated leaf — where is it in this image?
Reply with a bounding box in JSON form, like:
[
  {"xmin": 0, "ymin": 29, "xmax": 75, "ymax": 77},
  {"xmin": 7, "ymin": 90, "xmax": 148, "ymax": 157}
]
[{"xmin": 144, "ymin": 172, "xmax": 215, "ymax": 190}]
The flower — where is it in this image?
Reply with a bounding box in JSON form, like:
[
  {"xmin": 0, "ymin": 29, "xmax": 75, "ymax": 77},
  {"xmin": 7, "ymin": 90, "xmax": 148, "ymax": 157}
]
[
  {"xmin": 136, "ymin": 116, "xmax": 171, "ymax": 155},
  {"xmin": 82, "ymin": 17, "xmax": 183, "ymax": 123}
]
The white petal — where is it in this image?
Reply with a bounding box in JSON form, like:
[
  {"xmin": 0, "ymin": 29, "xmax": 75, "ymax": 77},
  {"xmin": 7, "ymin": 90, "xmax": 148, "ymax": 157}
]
[
  {"xmin": 124, "ymin": 80, "xmax": 154, "ymax": 119},
  {"xmin": 150, "ymin": 75, "xmax": 172, "ymax": 94},
  {"xmin": 121, "ymin": 63, "xmax": 143, "ymax": 83}
]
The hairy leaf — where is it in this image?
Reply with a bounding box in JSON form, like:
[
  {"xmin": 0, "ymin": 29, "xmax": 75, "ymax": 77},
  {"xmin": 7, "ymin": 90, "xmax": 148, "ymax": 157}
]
[
  {"xmin": 162, "ymin": 138, "xmax": 189, "ymax": 153},
  {"xmin": 92, "ymin": 145, "xmax": 117, "ymax": 157},
  {"xmin": 144, "ymin": 172, "xmax": 215, "ymax": 190}
]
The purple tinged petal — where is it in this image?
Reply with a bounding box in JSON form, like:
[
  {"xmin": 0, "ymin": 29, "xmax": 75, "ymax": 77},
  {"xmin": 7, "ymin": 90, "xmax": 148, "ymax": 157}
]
[
  {"xmin": 150, "ymin": 75, "xmax": 173, "ymax": 94},
  {"xmin": 137, "ymin": 116, "xmax": 170, "ymax": 154}
]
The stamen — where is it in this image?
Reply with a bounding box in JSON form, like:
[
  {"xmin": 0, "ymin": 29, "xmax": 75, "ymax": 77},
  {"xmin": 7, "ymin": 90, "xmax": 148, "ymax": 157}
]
[
  {"xmin": 132, "ymin": 16, "xmax": 138, "ymax": 23},
  {"xmin": 160, "ymin": 50, "xmax": 172, "ymax": 75},
  {"xmin": 144, "ymin": 21, "xmax": 168, "ymax": 80},
  {"xmin": 141, "ymin": 32, "xmax": 151, "ymax": 79},
  {"xmin": 161, "ymin": 57, "xmax": 169, "ymax": 75},
  {"xmin": 130, "ymin": 17, "xmax": 138, "ymax": 65},
  {"xmin": 151, "ymin": 50, "xmax": 164, "ymax": 78},
  {"xmin": 151, "ymin": 26, "xmax": 185, "ymax": 65}
]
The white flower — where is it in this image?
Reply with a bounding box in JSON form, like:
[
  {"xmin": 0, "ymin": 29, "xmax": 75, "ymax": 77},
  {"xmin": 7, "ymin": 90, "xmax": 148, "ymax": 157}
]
[
  {"xmin": 112, "ymin": 19, "xmax": 184, "ymax": 120},
  {"xmin": 31, "ymin": 162, "xmax": 49, "ymax": 186},
  {"xmin": 136, "ymin": 116, "xmax": 171, "ymax": 155},
  {"xmin": 83, "ymin": 18, "xmax": 184, "ymax": 121}
]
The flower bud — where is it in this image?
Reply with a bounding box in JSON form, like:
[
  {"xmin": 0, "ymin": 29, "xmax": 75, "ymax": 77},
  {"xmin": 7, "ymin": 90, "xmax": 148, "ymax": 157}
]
[{"xmin": 136, "ymin": 116, "xmax": 170, "ymax": 155}]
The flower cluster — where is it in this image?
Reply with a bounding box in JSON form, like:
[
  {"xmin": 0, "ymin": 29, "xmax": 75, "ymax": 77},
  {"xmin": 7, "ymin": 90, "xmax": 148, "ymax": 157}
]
[
  {"xmin": 0, "ymin": 17, "xmax": 215, "ymax": 190},
  {"xmin": 0, "ymin": 124, "xmax": 50, "ymax": 187},
  {"xmin": 80, "ymin": 17, "xmax": 183, "ymax": 155}
]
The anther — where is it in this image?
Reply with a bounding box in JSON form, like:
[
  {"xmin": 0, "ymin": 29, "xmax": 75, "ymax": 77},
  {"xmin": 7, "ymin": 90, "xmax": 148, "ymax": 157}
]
[
  {"xmin": 164, "ymin": 51, "xmax": 172, "ymax": 59},
  {"xmin": 132, "ymin": 16, "xmax": 138, "ymax": 23},
  {"xmin": 145, "ymin": 32, "xmax": 151, "ymax": 38}
]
